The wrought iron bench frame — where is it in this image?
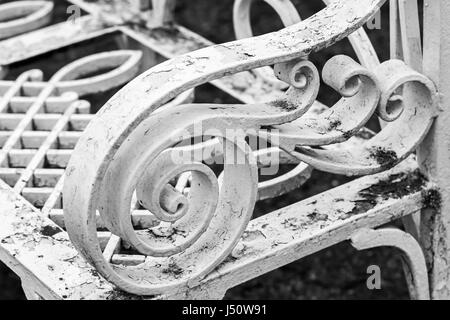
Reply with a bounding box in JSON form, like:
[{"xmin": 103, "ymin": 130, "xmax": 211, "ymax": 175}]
[{"xmin": 0, "ymin": 0, "xmax": 448, "ymax": 300}]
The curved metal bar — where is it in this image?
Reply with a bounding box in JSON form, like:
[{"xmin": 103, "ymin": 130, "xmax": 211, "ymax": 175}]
[
  {"xmin": 0, "ymin": 1, "xmax": 53, "ymax": 40},
  {"xmin": 234, "ymin": 0, "xmax": 301, "ymax": 40},
  {"xmin": 257, "ymin": 160, "xmax": 312, "ymax": 201},
  {"xmin": 233, "ymin": 0, "xmax": 380, "ymax": 69},
  {"xmin": 54, "ymin": 51, "xmax": 143, "ymax": 96},
  {"xmin": 351, "ymin": 227, "xmax": 430, "ymax": 300},
  {"xmin": 322, "ymin": 0, "xmax": 381, "ymax": 70},
  {"xmin": 233, "ymin": 0, "xmax": 302, "ymax": 87},
  {"xmin": 273, "ymin": 55, "xmax": 380, "ymax": 148}
]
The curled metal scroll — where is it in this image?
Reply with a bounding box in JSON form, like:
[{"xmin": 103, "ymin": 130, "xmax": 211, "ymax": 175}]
[
  {"xmin": 232, "ymin": 0, "xmax": 382, "ymax": 195},
  {"xmin": 351, "ymin": 228, "xmax": 430, "ymax": 300},
  {"xmin": 63, "ymin": 0, "xmax": 437, "ymax": 295}
]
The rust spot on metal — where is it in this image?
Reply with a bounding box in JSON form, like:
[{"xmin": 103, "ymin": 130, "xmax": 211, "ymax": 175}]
[
  {"xmin": 162, "ymin": 262, "xmax": 184, "ymax": 278},
  {"xmin": 422, "ymin": 188, "xmax": 442, "ymax": 211},
  {"xmin": 307, "ymin": 210, "xmax": 329, "ymax": 221},
  {"xmin": 369, "ymin": 146, "xmax": 399, "ymax": 166},
  {"xmin": 106, "ymin": 290, "xmax": 147, "ymax": 300},
  {"xmin": 269, "ymin": 99, "xmax": 297, "ymax": 111},
  {"xmin": 328, "ymin": 119, "xmax": 342, "ymax": 131},
  {"xmin": 41, "ymin": 225, "xmax": 62, "ymax": 237},
  {"xmin": 349, "ymin": 170, "xmax": 426, "ymax": 216}
]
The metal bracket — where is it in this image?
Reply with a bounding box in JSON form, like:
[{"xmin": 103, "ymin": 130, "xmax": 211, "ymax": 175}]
[{"xmin": 350, "ymin": 227, "xmax": 430, "ymax": 300}]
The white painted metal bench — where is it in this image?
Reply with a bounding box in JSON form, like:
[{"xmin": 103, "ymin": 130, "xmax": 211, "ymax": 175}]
[{"xmin": 0, "ymin": 0, "xmax": 448, "ymax": 300}]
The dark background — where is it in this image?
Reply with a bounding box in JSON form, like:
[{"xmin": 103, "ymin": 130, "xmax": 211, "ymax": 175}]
[{"xmin": 0, "ymin": 0, "xmax": 410, "ymax": 300}]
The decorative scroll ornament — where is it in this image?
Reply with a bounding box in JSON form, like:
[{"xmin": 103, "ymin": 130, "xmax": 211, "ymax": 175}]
[
  {"xmin": 63, "ymin": 0, "xmax": 438, "ymax": 295},
  {"xmin": 231, "ymin": 0, "xmax": 383, "ymax": 197},
  {"xmin": 0, "ymin": 1, "xmax": 54, "ymax": 40}
]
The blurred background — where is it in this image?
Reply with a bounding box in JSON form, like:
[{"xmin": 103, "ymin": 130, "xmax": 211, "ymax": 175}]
[{"xmin": 0, "ymin": 0, "xmax": 411, "ymax": 300}]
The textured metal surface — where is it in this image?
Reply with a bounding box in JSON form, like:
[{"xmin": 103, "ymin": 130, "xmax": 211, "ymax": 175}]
[{"xmin": 63, "ymin": 0, "xmax": 436, "ymax": 296}]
